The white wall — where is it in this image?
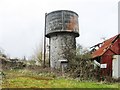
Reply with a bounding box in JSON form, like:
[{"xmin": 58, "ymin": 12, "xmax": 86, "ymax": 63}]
[{"xmin": 112, "ymin": 55, "xmax": 120, "ymax": 79}]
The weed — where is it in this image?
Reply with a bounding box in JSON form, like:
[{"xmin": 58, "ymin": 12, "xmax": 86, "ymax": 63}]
[{"xmin": 1, "ymin": 69, "xmax": 119, "ymax": 88}]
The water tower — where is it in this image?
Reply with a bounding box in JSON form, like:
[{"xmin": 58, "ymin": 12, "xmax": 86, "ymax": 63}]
[{"xmin": 45, "ymin": 10, "xmax": 79, "ymax": 68}]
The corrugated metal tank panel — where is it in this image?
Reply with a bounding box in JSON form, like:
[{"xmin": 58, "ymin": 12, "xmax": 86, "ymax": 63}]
[{"xmin": 46, "ymin": 10, "xmax": 79, "ymax": 37}]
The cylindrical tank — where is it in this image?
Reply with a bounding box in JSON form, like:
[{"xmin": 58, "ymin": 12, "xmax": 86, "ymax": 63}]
[{"xmin": 46, "ymin": 10, "xmax": 79, "ymax": 68}]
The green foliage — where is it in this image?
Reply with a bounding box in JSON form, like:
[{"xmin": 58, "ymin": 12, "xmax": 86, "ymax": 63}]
[{"xmin": 65, "ymin": 44, "xmax": 96, "ymax": 80}]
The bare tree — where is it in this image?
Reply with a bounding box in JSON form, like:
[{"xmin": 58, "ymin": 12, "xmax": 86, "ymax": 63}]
[{"xmin": 31, "ymin": 43, "xmax": 43, "ymax": 66}]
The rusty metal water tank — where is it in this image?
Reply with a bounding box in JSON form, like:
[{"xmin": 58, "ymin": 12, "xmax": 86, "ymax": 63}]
[
  {"xmin": 46, "ymin": 10, "xmax": 79, "ymax": 37},
  {"xmin": 45, "ymin": 10, "xmax": 79, "ymax": 68}
]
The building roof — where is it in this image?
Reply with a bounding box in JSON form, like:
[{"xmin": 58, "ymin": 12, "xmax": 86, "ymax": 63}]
[{"xmin": 92, "ymin": 34, "xmax": 120, "ymax": 59}]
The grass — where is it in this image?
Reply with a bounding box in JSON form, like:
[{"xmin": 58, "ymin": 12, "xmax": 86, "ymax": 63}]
[{"xmin": 1, "ymin": 69, "xmax": 119, "ymax": 88}]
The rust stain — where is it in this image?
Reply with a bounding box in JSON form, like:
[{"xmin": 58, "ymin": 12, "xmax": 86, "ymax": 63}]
[
  {"xmin": 92, "ymin": 34, "xmax": 119, "ymax": 58},
  {"xmin": 66, "ymin": 16, "xmax": 77, "ymax": 31}
]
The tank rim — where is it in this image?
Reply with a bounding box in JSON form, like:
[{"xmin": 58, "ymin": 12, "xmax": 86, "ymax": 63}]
[
  {"xmin": 45, "ymin": 31, "xmax": 79, "ymax": 38},
  {"xmin": 46, "ymin": 10, "xmax": 79, "ymax": 17}
]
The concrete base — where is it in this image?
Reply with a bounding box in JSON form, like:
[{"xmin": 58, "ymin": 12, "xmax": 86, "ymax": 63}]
[{"xmin": 50, "ymin": 33, "xmax": 76, "ymax": 68}]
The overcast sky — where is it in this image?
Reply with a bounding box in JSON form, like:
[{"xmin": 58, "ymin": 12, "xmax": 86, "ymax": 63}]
[{"xmin": 0, "ymin": 0, "xmax": 119, "ymax": 59}]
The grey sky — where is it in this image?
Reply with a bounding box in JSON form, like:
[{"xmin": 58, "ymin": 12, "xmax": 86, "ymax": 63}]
[{"xmin": 0, "ymin": 0, "xmax": 119, "ymax": 58}]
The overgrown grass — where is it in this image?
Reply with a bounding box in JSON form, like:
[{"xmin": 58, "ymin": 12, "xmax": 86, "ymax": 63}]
[{"xmin": 1, "ymin": 69, "xmax": 119, "ymax": 88}]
